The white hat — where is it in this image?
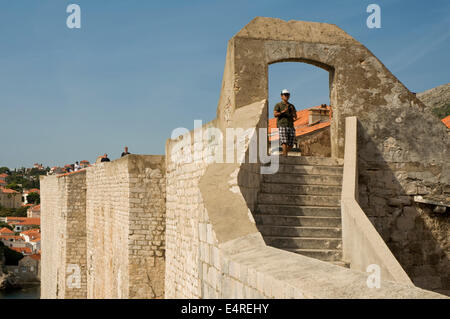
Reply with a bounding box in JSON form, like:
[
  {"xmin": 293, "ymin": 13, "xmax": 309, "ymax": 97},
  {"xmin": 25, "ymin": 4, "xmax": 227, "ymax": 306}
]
[{"xmin": 281, "ymin": 89, "xmax": 290, "ymax": 94}]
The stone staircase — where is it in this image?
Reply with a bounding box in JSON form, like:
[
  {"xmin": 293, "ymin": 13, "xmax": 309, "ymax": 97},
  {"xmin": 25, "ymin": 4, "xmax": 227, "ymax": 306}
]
[{"xmin": 256, "ymin": 155, "xmax": 349, "ymax": 267}]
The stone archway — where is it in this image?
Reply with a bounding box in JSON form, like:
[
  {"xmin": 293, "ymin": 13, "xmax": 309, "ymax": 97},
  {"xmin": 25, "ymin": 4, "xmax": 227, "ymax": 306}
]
[
  {"xmin": 213, "ymin": 17, "xmax": 449, "ymax": 295},
  {"xmin": 215, "ymin": 17, "xmax": 434, "ymax": 160},
  {"xmin": 268, "ymin": 59, "xmax": 334, "ymax": 156}
]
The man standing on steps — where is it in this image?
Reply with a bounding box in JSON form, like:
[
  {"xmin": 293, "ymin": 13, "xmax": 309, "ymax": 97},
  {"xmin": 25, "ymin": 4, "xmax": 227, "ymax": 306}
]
[{"xmin": 274, "ymin": 89, "xmax": 297, "ymax": 156}]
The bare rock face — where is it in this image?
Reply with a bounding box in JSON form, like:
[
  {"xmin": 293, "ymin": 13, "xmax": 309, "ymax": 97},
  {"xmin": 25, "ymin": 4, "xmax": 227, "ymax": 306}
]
[
  {"xmin": 417, "ymin": 83, "xmax": 450, "ymax": 117},
  {"xmin": 0, "ymin": 272, "xmax": 19, "ymax": 290}
]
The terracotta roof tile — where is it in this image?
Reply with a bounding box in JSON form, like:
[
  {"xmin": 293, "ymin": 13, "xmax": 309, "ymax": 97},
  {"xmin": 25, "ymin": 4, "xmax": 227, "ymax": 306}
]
[
  {"xmin": 0, "ymin": 235, "xmax": 23, "ymax": 241},
  {"xmin": 442, "ymin": 115, "xmax": 450, "ymax": 128},
  {"xmin": 11, "ymin": 247, "xmax": 32, "ymax": 254},
  {"xmin": 29, "ymin": 254, "xmax": 41, "ymax": 261},
  {"xmin": 15, "ymin": 218, "xmax": 40, "ymax": 226},
  {"xmin": 269, "ymin": 105, "xmax": 331, "ymax": 141},
  {"xmin": 0, "ymin": 227, "xmax": 14, "ymax": 234},
  {"xmin": 0, "ymin": 187, "xmax": 18, "ymax": 194}
]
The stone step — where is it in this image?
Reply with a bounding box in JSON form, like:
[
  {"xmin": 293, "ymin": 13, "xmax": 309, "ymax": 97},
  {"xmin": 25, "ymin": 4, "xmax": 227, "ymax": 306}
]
[
  {"xmin": 275, "ymin": 156, "xmax": 344, "ymax": 166},
  {"xmin": 276, "ymin": 165, "xmax": 343, "ymax": 176},
  {"xmin": 261, "ymin": 183, "xmax": 342, "ymax": 196},
  {"xmin": 258, "ymin": 193, "xmax": 340, "ymax": 207},
  {"xmin": 256, "ymin": 204, "xmax": 341, "ymax": 217},
  {"xmin": 254, "ymin": 215, "xmax": 341, "ymax": 227},
  {"xmin": 286, "ymin": 248, "xmax": 343, "ymax": 262},
  {"xmin": 263, "ymin": 173, "xmax": 342, "ymax": 186},
  {"xmin": 264, "ymin": 236, "xmax": 342, "ymax": 250},
  {"xmin": 257, "ymin": 225, "xmax": 341, "ymax": 238}
]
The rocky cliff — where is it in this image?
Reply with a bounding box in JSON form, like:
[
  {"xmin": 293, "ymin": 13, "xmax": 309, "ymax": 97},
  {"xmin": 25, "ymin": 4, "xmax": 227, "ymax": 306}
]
[{"xmin": 417, "ymin": 83, "xmax": 450, "ymax": 119}]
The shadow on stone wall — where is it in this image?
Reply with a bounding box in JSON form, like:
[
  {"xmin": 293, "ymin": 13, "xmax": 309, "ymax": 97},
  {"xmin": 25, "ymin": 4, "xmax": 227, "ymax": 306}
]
[{"xmin": 357, "ymin": 122, "xmax": 450, "ymax": 296}]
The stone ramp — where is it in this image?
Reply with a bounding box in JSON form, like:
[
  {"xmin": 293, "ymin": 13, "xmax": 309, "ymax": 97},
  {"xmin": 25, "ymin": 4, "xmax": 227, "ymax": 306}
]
[{"xmin": 256, "ymin": 155, "xmax": 347, "ymax": 266}]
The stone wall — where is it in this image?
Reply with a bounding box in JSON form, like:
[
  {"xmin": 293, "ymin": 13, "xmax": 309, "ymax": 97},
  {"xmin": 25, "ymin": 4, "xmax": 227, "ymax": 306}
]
[
  {"xmin": 213, "ymin": 17, "xmax": 449, "ymax": 296},
  {"xmin": 165, "ymin": 99, "xmax": 444, "ymax": 298},
  {"xmin": 40, "ymin": 155, "xmax": 165, "ymax": 299},
  {"xmin": 0, "ymin": 192, "xmax": 22, "ymax": 209},
  {"xmin": 86, "ymin": 155, "xmax": 165, "ymax": 299},
  {"xmin": 297, "ymin": 127, "xmax": 331, "ymax": 157},
  {"xmin": 40, "ymin": 170, "xmax": 87, "ymax": 299}
]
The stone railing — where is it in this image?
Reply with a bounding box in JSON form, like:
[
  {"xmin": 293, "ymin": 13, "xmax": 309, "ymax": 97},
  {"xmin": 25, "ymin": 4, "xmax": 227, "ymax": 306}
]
[{"xmin": 341, "ymin": 116, "xmax": 413, "ymax": 285}]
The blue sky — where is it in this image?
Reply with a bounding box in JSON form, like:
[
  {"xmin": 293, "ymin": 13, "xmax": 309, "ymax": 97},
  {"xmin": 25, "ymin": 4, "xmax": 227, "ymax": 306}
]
[{"xmin": 0, "ymin": 0, "xmax": 449, "ymax": 169}]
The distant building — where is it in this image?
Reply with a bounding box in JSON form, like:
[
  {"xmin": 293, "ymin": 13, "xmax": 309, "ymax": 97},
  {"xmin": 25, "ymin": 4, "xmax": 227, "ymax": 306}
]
[
  {"xmin": 33, "ymin": 163, "xmax": 44, "ymax": 170},
  {"xmin": 0, "ymin": 187, "xmax": 22, "ymax": 209},
  {"xmin": 5, "ymin": 217, "xmax": 40, "ymax": 232},
  {"xmin": 49, "ymin": 167, "xmax": 66, "ymax": 175},
  {"xmin": 0, "ymin": 227, "xmax": 14, "ymax": 236},
  {"xmin": 0, "ymin": 235, "xmax": 26, "ymax": 249},
  {"xmin": 22, "ymin": 188, "xmax": 40, "ymax": 205},
  {"xmin": 27, "ymin": 204, "xmax": 41, "ymax": 218},
  {"xmin": 5, "ymin": 254, "xmax": 40, "ymax": 282},
  {"xmin": 80, "ymin": 160, "xmax": 90, "ymax": 168},
  {"xmin": 269, "ymin": 104, "xmax": 332, "ymax": 157},
  {"xmin": 20, "ymin": 229, "xmax": 41, "ymax": 253},
  {"xmin": 10, "ymin": 246, "xmax": 32, "ymax": 255},
  {"xmin": 0, "ymin": 173, "xmax": 8, "ymax": 182}
]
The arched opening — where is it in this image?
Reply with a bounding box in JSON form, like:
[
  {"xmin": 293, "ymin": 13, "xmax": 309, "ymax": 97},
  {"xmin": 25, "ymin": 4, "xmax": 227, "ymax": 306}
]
[{"xmin": 268, "ymin": 61, "xmax": 334, "ymax": 157}]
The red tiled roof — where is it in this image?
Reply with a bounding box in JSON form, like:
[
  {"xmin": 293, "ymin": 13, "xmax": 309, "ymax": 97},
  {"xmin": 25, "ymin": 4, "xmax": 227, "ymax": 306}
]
[
  {"xmin": 30, "ymin": 204, "xmax": 40, "ymax": 212},
  {"xmin": 15, "ymin": 218, "xmax": 40, "ymax": 226},
  {"xmin": 442, "ymin": 115, "xmax": 450, "ymax": 128},
  {"xmin": 20, "ymin": 229, "xmax": 40, "ymax": 236},
  {"xmin": 0, "ymin": 187, "xmax": 18, "ymax": 194},
  {"xmin": 269, "ymin": 105, "xmax": 331, "ymax": 141},
  {"xmin": 25, "ymin": 188, "xmax": 40, "ymax": 194},
  {"xmin": 0, "ymin": 235, "xmax": 23, "ymax": 241},
  {"xmin": 29, "ymin": 254, "xmax": 41, "ymax": 261},
  {"xmin": 0, "ymin": 180, "xmax": 7, "ymax": 184},
  {"xmin": 11, "ymin": 247, "xmax": 32, "ymax": 254},
  {"xmin": 6, "ymin": 217, "xmax": 27, "ymax": 222},
  {"xmin": 0, "ymin": 227, "xmax": 14, "ymax": 234},
  {"xmin": 0, "ymin": 173, "xmax": 8, "ymax": 178}
]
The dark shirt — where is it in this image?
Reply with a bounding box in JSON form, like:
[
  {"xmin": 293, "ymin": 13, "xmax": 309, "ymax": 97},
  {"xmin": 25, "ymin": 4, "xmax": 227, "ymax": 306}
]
[
  {"xmin": 274, "ymin": 102, "xmax": 296, "ymax": 128},
  {"xmin": 121, "ymin": 152, "xmax": 130, "ymax": 157},
  {"xmin": 101, "ymin": 157, "xmax": 110, "ymax": 162}
]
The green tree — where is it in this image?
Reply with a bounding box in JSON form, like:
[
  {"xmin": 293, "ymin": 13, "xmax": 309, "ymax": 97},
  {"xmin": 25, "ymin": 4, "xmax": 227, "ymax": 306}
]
[
  {"xmin": 27, "ymin": 192, "xmax": 40, "ymax": 204},
  {"xmin": 0, "ymin": 222, "xmax": 13, "ymax": 231},
  {"xmin": 5, "ymin": 182, "xmax": 21, "ymax": 193},
  {"xmin": 0, "ymin": 167, "xmax": 10, "ymax": 175}
]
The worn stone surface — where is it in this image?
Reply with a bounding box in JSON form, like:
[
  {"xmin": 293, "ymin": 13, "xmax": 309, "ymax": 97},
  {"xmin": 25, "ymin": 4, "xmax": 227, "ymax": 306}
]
[
  {"xmin": 416, "ymin": 83, "xmax": 450, "ymax": 116},
  {"xmin": 40, "ymin": 171, "xmax": 87, "ymax": 299},
  {"xmin": 166, "ymin": 17, "xmax": 449, "ymax": 298},
  {"xmin": 41, "ymin": 155, "xmax": 165, "ymax": 299},
  {"xmin": 297, "ymin": 127, "xmax": 331, "ymax": 157},
  {"xmin": 41, "ymin": 17, "xmax": 449, "ymax": 299}
]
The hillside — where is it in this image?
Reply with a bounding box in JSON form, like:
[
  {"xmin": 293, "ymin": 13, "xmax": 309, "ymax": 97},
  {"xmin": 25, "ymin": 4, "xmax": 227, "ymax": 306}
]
[{"xmin": 417, "ymin": 83, "xmax": 450, "ymax": 119}]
